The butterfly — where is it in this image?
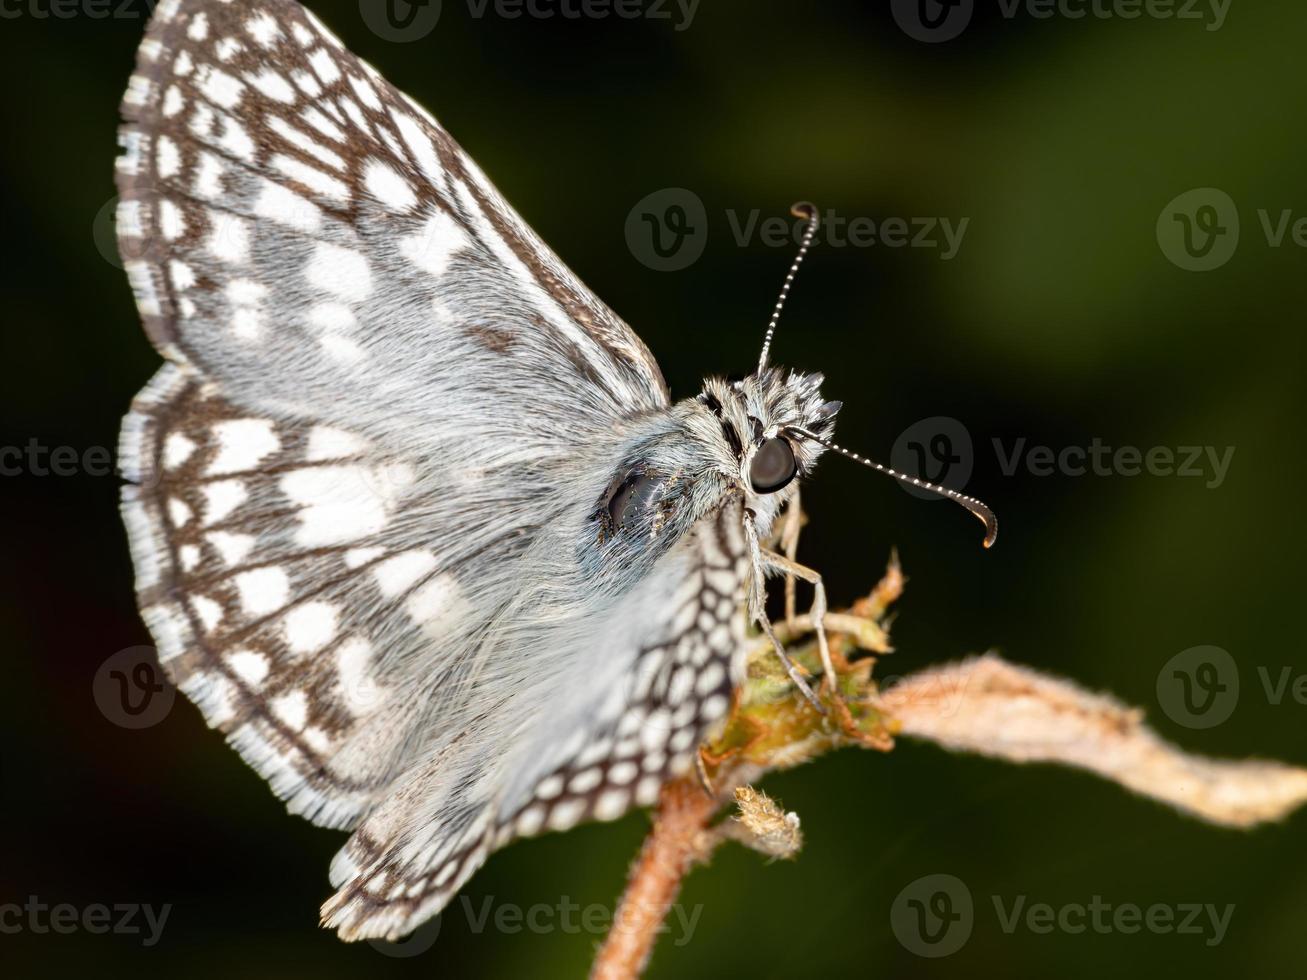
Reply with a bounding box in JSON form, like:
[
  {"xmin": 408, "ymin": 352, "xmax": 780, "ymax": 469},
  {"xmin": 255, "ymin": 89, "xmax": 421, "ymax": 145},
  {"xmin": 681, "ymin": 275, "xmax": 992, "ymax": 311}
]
[{"xmin": 115, "ymin": 0, "xmax": 996, "ymax": 941}]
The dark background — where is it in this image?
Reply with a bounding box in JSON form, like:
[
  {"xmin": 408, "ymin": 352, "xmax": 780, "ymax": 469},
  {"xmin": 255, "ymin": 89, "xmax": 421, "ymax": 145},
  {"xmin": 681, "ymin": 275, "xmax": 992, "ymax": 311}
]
[{"xmin": 2, "ymin": 0, "xmax": 1304, "ymax": 976}]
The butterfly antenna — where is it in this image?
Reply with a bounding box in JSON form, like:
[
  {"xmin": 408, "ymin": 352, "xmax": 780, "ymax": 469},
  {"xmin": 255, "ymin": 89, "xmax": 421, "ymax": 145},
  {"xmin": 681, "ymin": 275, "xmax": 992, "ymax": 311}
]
[
  {"xmin": 788, "ymin": 426, "xmax": 998, "ymax": 549},
  {"xmin": 757, "ymin": 202, "xmax": 820, "ymax": 374}
]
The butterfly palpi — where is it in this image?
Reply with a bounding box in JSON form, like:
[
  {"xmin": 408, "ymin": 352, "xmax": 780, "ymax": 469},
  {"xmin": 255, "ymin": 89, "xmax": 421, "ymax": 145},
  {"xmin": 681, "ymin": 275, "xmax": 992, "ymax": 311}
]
[{"xmin": 114, "ymin": 0, "xmax": 996, "ymax": 941}]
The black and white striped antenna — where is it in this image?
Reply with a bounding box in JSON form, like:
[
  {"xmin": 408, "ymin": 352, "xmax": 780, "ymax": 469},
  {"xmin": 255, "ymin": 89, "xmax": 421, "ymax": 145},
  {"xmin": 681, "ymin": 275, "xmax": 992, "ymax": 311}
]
[
  {"xmin": 788, "ymin": 425, "xmax": 998, "ymax": 549},
  {"xmin": 757, "ymin": 202, "xmax": 819, "ymax": 374}
]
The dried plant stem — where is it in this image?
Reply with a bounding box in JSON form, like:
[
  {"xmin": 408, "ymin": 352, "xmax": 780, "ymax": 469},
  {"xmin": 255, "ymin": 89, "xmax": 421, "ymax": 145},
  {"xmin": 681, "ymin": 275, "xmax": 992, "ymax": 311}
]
[
  {"xmin": 590, "ymin": 777, "xmax": 721, "ymax": 980},
  {"xmin": 587, "ymin": 554, "xmax": 1307, "ymax": 977}
]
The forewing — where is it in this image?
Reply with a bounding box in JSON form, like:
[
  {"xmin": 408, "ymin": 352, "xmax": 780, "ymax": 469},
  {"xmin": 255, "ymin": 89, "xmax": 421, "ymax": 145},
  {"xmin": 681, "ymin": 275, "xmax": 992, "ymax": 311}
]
[
  {"xmin": 321, "ymin": 498, "xmax": 751, "ymax": 941},
  {"xmin": 116, "ymin": 0, "xmax": 669, "ymax": 430}
]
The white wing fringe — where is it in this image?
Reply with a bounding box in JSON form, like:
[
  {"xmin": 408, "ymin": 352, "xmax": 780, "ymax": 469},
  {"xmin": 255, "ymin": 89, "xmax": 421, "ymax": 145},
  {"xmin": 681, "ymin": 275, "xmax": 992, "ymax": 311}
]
[{"xmin": 881, "ymin": 653, "xmax": 1307, "ymax": 829}]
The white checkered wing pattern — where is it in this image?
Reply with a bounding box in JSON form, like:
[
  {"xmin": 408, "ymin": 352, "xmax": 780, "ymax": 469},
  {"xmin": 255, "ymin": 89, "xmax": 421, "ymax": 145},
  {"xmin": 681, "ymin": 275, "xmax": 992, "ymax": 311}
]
[{"xmin": 116, "ymin": 0, "xmax": 747, "ymax": 943}]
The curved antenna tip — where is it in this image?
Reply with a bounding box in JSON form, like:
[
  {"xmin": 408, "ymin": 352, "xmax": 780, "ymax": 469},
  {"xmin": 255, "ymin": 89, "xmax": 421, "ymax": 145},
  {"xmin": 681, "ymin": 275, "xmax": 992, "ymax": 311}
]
[
  {"xmin": 789, "ymin": 425, "xmax": 999, "ymax": 552},
  {"xmin": 791, "ymin": 201, "xmax": 817, "ymax": 221}
]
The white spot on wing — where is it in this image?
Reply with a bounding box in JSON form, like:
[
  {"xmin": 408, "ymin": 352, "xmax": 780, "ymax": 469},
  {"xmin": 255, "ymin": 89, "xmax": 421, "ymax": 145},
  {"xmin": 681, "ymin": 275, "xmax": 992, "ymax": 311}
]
[
  {"xmin": 235, "ymin": 566, "xmax": 290, "ymax": 617},
  {"xmin": 208, "ymin": 419, "xmax": 280, "ymax": 475},
  {"xmin": 197, "ymin": 65, "xmax": 244, "ymax": 109},
  {"xmin": 306, "ymin": 243, "xmax": 371, "ymax": 301},
  {"xmin": 163, "ymin": 433, "xmax": 197, "ymax": 469},
  {"xmin": 400, "ymin": 211, "xmax": 467, "ymax": 277},
  {"xmin": 206, "ymin": 209, "xmax": 250, "ymax": 263},
  {"xmin": 254, "ymin": 179, "xmax": 321, "ymax": 231},
  {"xmin": 373, "ymin": 550, "xmax": 436, "ymax": 598},
  {"xmin": 168, "ymin": 497, "xmax": 193, "ymax": 527},
  {"xmin": 308, "ymin": 48, "xmax": 341, "ymax": 84},
  {"xmin": 207, "ymin": 530, "xmax": 255, "ymax": 567},
  {"xmin": 202, "ymin": 480, "xmax": 248, "ymax": 525},
  {"xmin": 271, "ymin": 689, "xmax": 309, "ymax": 731},
  {"xmin": 283, "ymin": 601, "xmax": 339, "ymax": 653},
  {"xmin": 307, "ymin": 427, "xmax": 369, "ymax": 461},
  {"xmin": 337, "ymin": 636, "xmax": 385, "ymax": 712},
  {"xmin": 245, "ymin": 12, "xmax": 282, "ymax": 48},
  {"xmin": 227, "ymin": 649, "xmax": 270, "ymax": 687},
  {"xmin": 594, "ymin": 788, "xmax": 630, "ymax": 822},
  {"xmin": 407, "ymin": 575, "xmax": 469, "ymax": 636},
  {"xmin": 191, "ymin": 594, "xmax": 224, "ymax": 632},
  {"xmin": 280, "ymin": 466, "xmax": 392, "ymax": 546},
  {"xmin": 363, "ymin": 159, "xmax": 417, "ymax": 212},
  {"xmin": 159, "ymin": 199, "xmax": 185, "ymax": 241},
  {"xmin": 157, "ymin": 136, "xmax": 181, "ymax": 179}
]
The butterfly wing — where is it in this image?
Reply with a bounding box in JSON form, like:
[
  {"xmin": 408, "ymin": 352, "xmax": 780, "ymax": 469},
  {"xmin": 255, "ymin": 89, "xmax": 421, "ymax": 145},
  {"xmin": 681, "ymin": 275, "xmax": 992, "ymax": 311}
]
[
  {"xmin": 321, "ymin": 496, "xmax": 749, "ymax": 941},
  {"xmin": 118, "ymin": 0, "xmax": 672, "ymax": 829},
  {"xmin": 116, "ymin": 0, "xmax": 742, "ymax": 941}
]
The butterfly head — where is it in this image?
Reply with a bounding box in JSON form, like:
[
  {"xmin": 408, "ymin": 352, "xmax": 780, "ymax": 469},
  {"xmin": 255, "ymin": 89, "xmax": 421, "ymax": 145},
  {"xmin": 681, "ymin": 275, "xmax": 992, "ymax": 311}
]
[{"xmin": 695, "ymin": 369, "xmax": 839, "ymax": 523}]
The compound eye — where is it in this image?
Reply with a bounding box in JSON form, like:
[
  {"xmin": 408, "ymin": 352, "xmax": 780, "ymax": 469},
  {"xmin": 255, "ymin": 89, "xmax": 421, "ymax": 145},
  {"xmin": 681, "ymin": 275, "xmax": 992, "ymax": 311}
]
[
  {"xmin": 608, "ymin": 470, "xmax": 660, "ymax": 529},
  {"xmin": 749, "ymin": 437, "xmax": 797, "ymax": 494}
]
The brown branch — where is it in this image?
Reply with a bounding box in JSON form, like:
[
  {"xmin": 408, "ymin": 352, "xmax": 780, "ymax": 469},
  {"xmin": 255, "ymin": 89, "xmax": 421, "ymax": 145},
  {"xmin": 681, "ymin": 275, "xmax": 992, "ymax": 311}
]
[
  {"xmin": 882, "ymin": 653, "xmax": 1307, "ymax": 828},
  {"xmin": 589, "ymin": 561, "xmax": 903, "ymax": 979},
  {"xmin": 589, "ymin": 777, "xmax": 721, "ymax": 980},
  {"xmin": 589, "ymin": 553, "xmax": 1307, "ymax": 976}
]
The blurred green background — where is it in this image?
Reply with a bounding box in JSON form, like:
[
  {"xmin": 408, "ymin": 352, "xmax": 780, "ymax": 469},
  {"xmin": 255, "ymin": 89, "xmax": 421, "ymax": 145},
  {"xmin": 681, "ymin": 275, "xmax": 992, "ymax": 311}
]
[{"xmin": 2, "ymin": 0, "xmax": 1304, "ymax": 976}]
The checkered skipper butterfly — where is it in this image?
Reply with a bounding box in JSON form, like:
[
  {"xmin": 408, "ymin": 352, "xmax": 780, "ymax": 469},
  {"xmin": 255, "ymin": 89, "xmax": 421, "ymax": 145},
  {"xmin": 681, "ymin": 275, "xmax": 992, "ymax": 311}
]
[{"xmin": 115, "ymin": 0, "xmax": 996, "ymax": 941}]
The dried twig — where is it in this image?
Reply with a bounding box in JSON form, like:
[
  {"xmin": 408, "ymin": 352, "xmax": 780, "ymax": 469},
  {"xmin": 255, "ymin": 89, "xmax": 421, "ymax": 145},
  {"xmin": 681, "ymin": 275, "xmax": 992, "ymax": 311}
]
[
  {"xmin": 590, "ymin": 779, "xmax": 720, "ymax": 980},
  {"xmin": 882, "ymin": 653, "xmax": 1307, "ymax": 828},
  {"xmin": 588, "ymin": 556, "xmax": 1307, "ymax": 977}
]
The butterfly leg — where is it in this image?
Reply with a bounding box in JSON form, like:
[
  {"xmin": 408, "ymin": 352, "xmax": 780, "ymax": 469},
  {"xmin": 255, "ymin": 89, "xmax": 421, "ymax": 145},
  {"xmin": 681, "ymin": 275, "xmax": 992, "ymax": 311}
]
[
  {"xmin": 756, "ymin": 548, "xmax": 838, "ymax": 699},
  {"xmin": 742, "ymin": 509, "xmax": 825, "ymax": 713},
  {"xmin": 780, "ymin": 488, "xmax": 803, "ymax": 627}
]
